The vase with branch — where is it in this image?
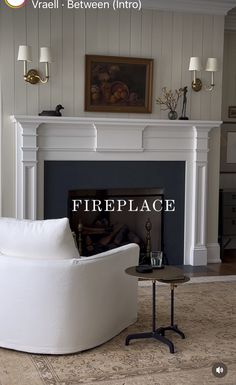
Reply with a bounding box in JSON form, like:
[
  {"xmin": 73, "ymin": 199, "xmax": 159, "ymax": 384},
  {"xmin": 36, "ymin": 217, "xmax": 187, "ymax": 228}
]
[{"xmin": 156, "ymin": 87, "xmax": 183, "ymax": 120}]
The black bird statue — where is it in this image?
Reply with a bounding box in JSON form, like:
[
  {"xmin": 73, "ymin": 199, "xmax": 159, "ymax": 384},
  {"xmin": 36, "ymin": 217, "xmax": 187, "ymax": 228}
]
[{"xmin": 39, "ymin": 104, "xmax": 64, "ymax": 117}]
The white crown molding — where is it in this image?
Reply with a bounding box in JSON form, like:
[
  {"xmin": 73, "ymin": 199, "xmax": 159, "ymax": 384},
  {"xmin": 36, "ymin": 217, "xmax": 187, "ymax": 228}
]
[{"xmin": 141, "ymin": 0, "xmax": 236, "ymax": 15}]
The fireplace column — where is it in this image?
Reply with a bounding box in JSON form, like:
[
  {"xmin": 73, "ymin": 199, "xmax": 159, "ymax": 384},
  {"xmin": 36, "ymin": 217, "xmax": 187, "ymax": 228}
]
[
  {"xmin": 190, "ymin": 126, "xmax": 211, "ymax": 265},
  {"xmin": 15, "ymin": 121, "xmax": 40, "ymax": 220}
]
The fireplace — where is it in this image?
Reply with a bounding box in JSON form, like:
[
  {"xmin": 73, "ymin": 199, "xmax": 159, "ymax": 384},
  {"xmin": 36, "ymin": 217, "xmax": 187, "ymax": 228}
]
[
  {"xmin": 12, "ymin": 115, "xmax": 222, "ymax": 266},
  {"xmin": 44, "ymin": 160, "xmax": 185, "ymax": 264},
  {"xmin": 68, "ymin": 188, "xmax": 164, "ymax": 259}
]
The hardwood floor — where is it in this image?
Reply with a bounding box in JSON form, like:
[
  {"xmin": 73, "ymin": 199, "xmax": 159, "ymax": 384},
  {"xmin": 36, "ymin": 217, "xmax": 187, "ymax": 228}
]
[{"xmin": 180, "ymin": 262, "xmax": 236, "ymax": 277}]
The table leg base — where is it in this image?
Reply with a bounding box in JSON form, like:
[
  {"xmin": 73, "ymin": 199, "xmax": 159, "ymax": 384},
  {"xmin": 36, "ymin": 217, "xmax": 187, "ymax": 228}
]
[
  {"xmin": 125, "ymin": 332, "xmax": 175, "ymax": 354},
  {"xmin": 158, "ymin": 325, "xmax": 185, "ymax": 339}
]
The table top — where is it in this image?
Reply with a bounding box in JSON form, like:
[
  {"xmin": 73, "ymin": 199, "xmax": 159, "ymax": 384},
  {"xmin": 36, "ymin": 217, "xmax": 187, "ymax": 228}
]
[{"xmin": 125, "ymin": 265, "xmax": 187, "ymax": 281}]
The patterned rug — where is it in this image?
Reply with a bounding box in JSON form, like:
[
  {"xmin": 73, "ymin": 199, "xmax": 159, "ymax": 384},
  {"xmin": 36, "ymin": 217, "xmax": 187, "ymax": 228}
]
[{"xmin": 1, "ymin": 282, "xmax": 236, "ymax": 385}]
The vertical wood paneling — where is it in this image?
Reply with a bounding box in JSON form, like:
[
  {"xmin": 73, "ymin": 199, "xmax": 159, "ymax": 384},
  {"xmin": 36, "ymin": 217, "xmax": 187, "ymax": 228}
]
[
  {"xmin": 141, "ymin": 10, "xmax": 153, "ymax": 57},
  {"xmin": 133, "ymin": 9, "xmax": 153, "ymax": 118},
  {"xmin": 119, "ymin": 10, "xmax": 131, "ymax": 55},
  {"xmin": 151, "ymin": 11, "xmax": 163, "ymax": 116},
  {"xmin": 2, "ymin": 8, "xmax": 225, "ymax": 120},
  {"xmin": 97, "ymin": 10, "xmax": 109, "ymax": 54},
  {"xmin": 85, "ymin": 10, "xmax": 98, "ymax": 53},
  {"xmin": 14, "ymin": 7, "xmax": 27, "ymax": 115},
  {"xmin": 118, "ymin": 9, "xmax": 130, "ymax": 118},
  {"xmin": 74, "ymin": 10, "xmax": 86, "ymax": 115},
  {"xmin": 0, "ymin": 6, "xmax": 15, "ymax": 216},
  {"xmin": 160, "ymin": 12, "xmax": 173, "ymax": 118},
  {"xmin": 190, "ymin": 14, "xmax": 203, "ymax": 119},
  {"xmin": 222, "ymin": 32, "xmax": 229, "ymax": 120},
  {"xmin": 171, "ymin": 13, "xmax": 183, "ymax": 91},
  {"xmin": 200, "ymin": 15, "xmax": 213, "ymax": 120},
  {"xmin": 130, "ymin": 10, "xmax": 142, "ymax": 56},
  {"xmin": 51, "ymin": 7, "xmax": 63, "ymax": 110},
  {"xmin": 108, "ymin": 9, "xmax": 120, "ymax": 55},
  {"xmin": 26, "ymin": 4, "xmax": 39, "ymax": 114},
  {"xmin": 181, "ymin": 13, "xmax": 193, "ymax": 119},
  {"xmin": 62, "ymin": 9, "xmax": 74, "ymax": 116},
  {"xmin": 38, "ymin": 9, "xmax": 51, "ymax": 112},
  {"xmin": 211, "ymin": 15, "xmax": 224, "ymax": 121}
]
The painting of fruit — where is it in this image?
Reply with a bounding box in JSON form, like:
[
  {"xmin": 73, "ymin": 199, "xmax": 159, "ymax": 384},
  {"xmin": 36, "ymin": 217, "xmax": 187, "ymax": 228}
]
[{"xmin": 85, "ymin": 55, "xmax": 153, "ymax": 113}]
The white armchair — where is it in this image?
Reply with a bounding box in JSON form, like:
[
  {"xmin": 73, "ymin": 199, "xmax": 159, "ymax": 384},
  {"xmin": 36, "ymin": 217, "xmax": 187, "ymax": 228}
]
[{"xmin": 0, "ymin": 243, "xmax": 139, "ymax": 354}]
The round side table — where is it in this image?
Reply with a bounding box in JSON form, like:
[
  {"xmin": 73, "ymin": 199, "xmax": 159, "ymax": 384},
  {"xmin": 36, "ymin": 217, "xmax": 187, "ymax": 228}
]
[{"xmin": 125, "ymin": 266, "xmax": 190, "ymax": 354}]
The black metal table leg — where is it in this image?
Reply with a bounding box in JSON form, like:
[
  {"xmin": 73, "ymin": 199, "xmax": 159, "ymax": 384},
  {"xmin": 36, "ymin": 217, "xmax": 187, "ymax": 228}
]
[
  {"xmin": 158, "ymin": 284, "xmax": 185, "ymax": 339},
  {"xmin": 125, "ymin": 280, "xmax": 175, "ymax": 354},
  {"xmin": 125, "ymin": 332, "xmax": 153, "ymax": 345},
  {"xmin": 152, "ymin": 281, "xmax": 156, "ymax": 332}
]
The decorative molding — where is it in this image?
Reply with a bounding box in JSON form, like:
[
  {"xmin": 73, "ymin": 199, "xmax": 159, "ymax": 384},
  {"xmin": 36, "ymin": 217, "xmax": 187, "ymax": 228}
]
[
  {"xmin": 11, "ymin": 115, "xmax": 221, "ymax": 129},
  {"xmin": 141, "ymin": 0, "xmax": 236, "ymax": 15},
  {"xmin": 11, "ymin": 115, "xmax": 222, "ymax": 266}
]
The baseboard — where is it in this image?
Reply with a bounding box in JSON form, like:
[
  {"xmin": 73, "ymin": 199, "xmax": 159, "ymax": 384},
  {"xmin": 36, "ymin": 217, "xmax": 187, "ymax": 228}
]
[
  {"xmin": 191, "ymin": 246, "xmax": 207, "ymax": 266},
  {"xmin": 207, "ymin": 243, "xmax": 221, "ymax": 263}
]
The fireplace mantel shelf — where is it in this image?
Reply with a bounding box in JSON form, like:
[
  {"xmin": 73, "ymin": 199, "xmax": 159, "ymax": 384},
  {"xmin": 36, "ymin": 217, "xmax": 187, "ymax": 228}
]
[
  {"xmin": 11, "ymin": 115, "xmax": 221, "ymax": 129},
  {"xmin": 12, "ymin": 115, "xmax": 222, "ymax": 266}
]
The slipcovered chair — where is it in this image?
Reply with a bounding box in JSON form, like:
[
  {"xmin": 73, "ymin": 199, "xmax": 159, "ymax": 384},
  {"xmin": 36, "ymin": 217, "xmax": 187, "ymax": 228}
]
[{"xmin": 0, "ymin": 217, "xmax": 139, "ymax": 354}]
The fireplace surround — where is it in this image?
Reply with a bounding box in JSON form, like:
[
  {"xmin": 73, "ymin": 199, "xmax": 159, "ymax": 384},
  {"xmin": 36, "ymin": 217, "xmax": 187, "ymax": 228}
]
[{"xmin": 11, "ymin": 115, "xmax": 221, "ymax": 266}]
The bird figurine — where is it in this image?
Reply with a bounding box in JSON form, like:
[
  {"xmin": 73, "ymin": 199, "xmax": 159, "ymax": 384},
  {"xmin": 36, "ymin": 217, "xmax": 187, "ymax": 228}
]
[{"xmin": 39, "ymin": 104, "xmax": 64, "ymax": 117}]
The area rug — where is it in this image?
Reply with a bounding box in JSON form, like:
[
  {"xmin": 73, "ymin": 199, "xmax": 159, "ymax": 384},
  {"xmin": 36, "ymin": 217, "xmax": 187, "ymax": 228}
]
[{"xmin": 1, "ymin": 282, "xmax": 236, "ymax": 385}]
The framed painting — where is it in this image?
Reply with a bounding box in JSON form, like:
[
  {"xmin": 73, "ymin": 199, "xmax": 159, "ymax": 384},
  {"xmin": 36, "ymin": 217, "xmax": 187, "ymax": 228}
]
[
  {"xmin": 85, "ymin": 55, "xmax": 153, "ymax": 113},
  {"xmin": 221, "ymin": 123, "xmax": 236, "ymax": 173}
]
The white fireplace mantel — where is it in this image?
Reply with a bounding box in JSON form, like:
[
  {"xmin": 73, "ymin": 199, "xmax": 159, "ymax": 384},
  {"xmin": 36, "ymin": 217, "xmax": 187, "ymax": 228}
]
[{"xmin": 11, "ymin": 115, "xmax": 222, "ymax": 266}]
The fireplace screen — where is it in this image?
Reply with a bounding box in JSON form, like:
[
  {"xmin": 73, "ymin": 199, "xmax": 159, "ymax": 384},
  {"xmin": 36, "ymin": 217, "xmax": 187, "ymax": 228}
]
[{"xmin": 68, "ymin": 188, "xmax": 164, "ymax": 260}]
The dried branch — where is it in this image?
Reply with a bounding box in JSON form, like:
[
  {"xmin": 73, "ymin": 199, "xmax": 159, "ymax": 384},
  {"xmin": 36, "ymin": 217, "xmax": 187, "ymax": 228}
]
[{"xmin": 156, "ymin": 87, "xmax": 183, "ymax": 112}]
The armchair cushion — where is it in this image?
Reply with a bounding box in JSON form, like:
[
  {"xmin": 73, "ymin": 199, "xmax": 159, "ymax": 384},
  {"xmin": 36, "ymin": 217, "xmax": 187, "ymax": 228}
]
[{"xmin": 0, "ymin": 217, "xmax": 79, "ymax": 260}]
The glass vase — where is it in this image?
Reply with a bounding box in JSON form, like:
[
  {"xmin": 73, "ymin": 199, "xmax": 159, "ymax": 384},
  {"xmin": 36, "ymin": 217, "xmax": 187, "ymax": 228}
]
[{"xmin": 168, "ymin": 110, "xmax": 178, "ymax": 120}]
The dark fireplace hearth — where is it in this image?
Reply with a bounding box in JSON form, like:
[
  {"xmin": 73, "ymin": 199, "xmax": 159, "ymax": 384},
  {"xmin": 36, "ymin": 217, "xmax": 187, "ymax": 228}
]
[
  {"xmin": 68, "ymin": 188, "xmax": 164, "ymax": 259},
  {"xmin": 44, "ymin": 161, "xmax": 185, "ymax": 265}
]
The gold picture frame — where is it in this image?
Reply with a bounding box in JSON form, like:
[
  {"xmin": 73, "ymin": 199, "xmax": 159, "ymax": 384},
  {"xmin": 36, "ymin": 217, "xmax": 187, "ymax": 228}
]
[{"xmin": 85, "ymin": 55, "xmax": 153, "ymax": 113}]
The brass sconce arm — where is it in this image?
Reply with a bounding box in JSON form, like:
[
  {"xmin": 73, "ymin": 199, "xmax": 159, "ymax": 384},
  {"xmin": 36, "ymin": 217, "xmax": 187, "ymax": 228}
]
[
  {"xmin": 23, "ymin": 69, "xmax": 49, "ymax": 85},
  {"xmin": 191, "ymin": 76, "xmax": 202, "ymax": 92}
]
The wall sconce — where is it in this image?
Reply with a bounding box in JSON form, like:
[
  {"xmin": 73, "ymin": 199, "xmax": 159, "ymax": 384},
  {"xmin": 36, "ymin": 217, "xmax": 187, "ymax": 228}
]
[
  {"xmin": 189, "ymin": 56, "xmax": 218, "ymax": 92},
  {"xmin": 17, "ymin": 45, "xmax": 52, "ymax": 85}
]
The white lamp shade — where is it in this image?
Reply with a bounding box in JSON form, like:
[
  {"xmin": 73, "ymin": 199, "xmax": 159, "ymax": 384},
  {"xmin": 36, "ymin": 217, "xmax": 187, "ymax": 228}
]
[
  {"xmin": 189, "ymin": 57, "xmax": 202, "ymax": 71},
  {"xmin": 40, "ymin": 47, "xmax": 52, "ymax": 63},
  {"xmin": 17, "ymin": 45, "xmax": 32, "ymax": 62},
  {"xmin": 205, "ymin": 57, "xmax": 218, "ymax": 72}
]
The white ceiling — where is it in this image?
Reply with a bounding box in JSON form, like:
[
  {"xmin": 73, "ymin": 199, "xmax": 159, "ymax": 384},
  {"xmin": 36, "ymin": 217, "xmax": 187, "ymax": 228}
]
[{"xmin": 141, "ymin": 0, "xmax": 236, "ymax": 15}]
